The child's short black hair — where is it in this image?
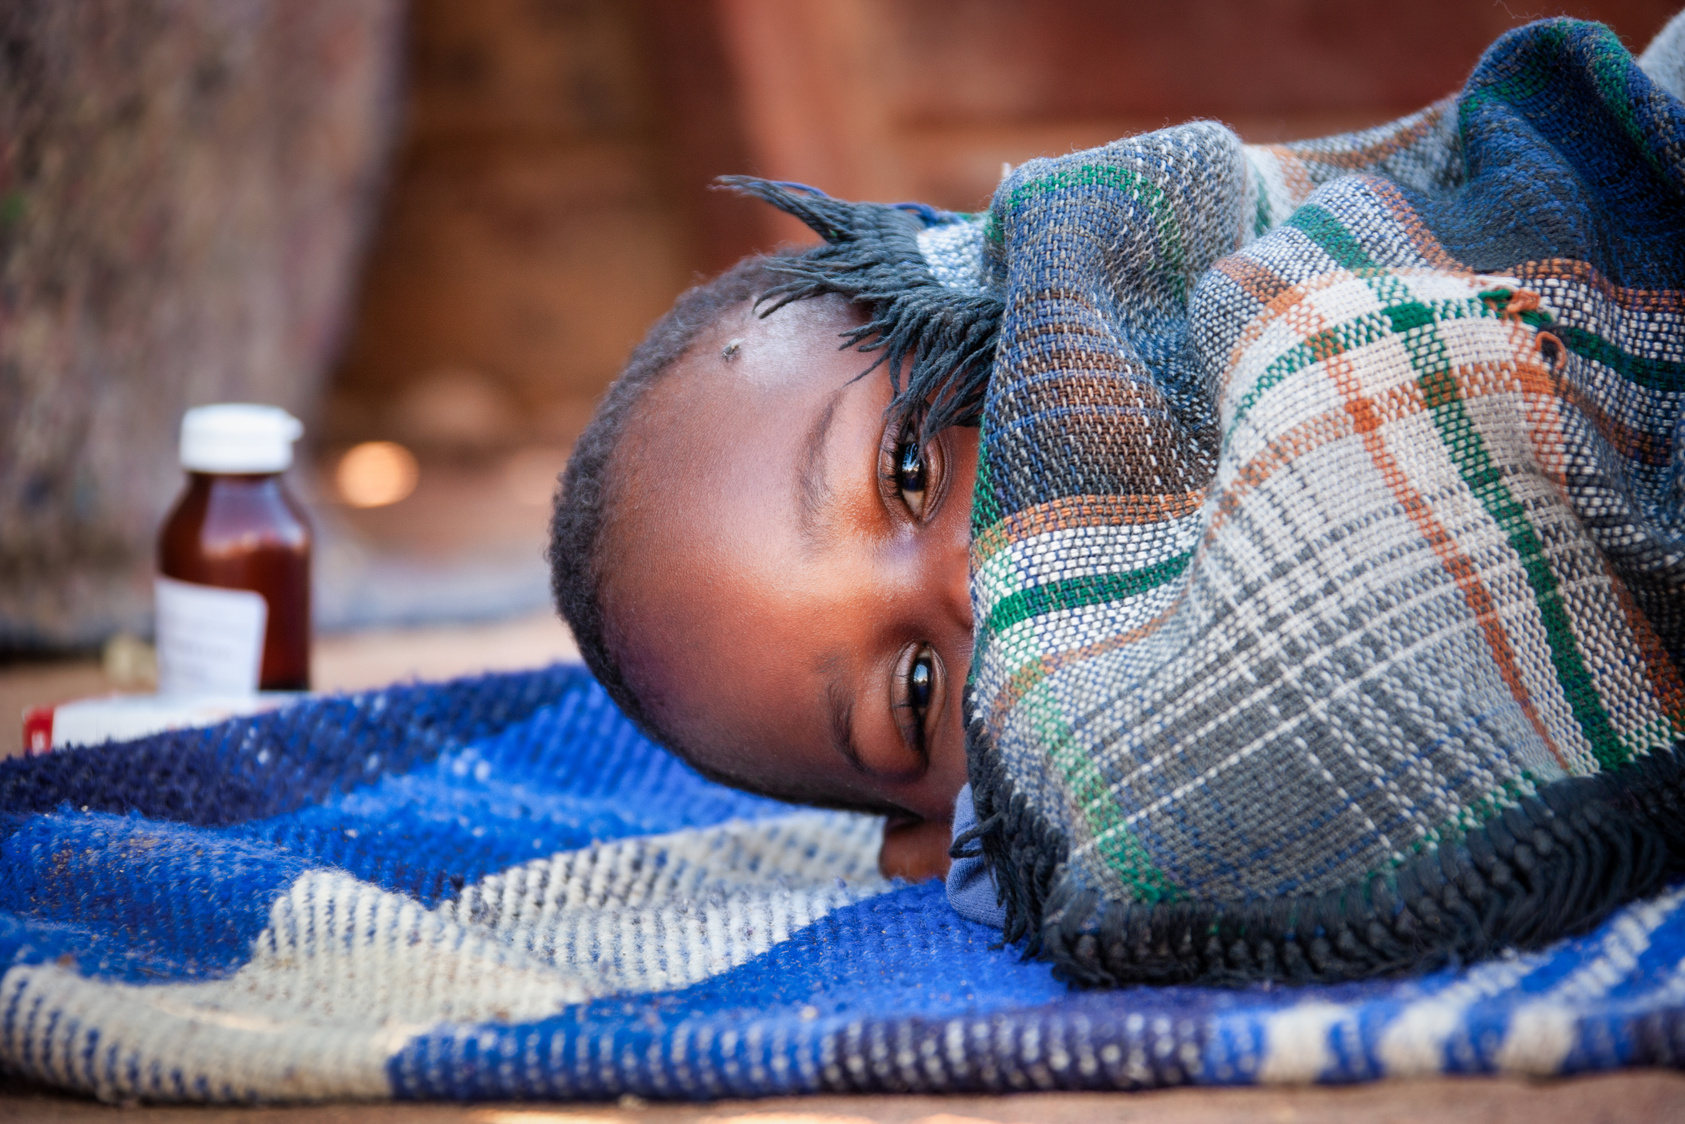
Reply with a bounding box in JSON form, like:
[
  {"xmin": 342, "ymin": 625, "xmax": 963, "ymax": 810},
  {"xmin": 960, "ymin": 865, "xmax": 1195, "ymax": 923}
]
[{"xmin": 548, "ymin": 180, "xmax": 1003, "ymax": 765}]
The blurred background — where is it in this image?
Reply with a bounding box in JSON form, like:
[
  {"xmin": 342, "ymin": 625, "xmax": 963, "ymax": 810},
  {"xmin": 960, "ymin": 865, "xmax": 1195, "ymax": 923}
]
[{"xmin": 1, "ymin": 0, "xmax": 1679, "ymax": 727}]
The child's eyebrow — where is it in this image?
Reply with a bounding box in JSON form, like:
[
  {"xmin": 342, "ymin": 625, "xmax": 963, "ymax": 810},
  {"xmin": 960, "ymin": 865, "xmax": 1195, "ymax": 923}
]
[
  {"xmin": 825, "ymin": 668, "xmax": 868, "ymax": 775},
  {"xmin": 797, "ymin": 387, "xmax": 846, "ymax": 544}
]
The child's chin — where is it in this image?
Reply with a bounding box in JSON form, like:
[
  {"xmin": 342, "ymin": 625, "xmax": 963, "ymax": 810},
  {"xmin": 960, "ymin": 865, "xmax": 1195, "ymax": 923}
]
[{"xmin": 879, "ymin": 817, "xmax": 953, "ymax": 882}]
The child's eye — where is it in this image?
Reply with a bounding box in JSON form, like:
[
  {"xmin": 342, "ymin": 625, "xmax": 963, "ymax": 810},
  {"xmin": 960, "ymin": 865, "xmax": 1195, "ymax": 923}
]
[
  {"xmin": 897, "ymin": 430, "xmax": 928, "ymax": 517},
  {"xmin": 893, "ymin": 643, "xmax": 940, "ymax": 758},
  {"xmin": 882, "ymin": 419, "xmax": 943, "ymax": 522}
]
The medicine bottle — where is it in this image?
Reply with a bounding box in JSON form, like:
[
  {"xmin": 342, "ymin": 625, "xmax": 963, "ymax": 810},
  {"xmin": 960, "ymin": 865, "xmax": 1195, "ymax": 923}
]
[{"xmin": 156, "ymin": 404, "xmax": 311, "ymax": 694}]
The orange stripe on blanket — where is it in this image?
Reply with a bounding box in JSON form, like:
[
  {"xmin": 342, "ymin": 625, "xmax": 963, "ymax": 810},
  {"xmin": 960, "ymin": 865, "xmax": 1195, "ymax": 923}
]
[
  {"xmin": 1223, "ymin": 267, "xmax": 1351, "ymax": 377},
  {"xmin": 984, "ymin": 601, "xmax": 1184, "ymax": 723},
  {"xmin": 1363, "ymin": 178, "xmax": 1469, "ymax": 272},
  {"xmin": 1295, "ymin": 293, "xmax": 1570, "ymax": 769},
  {"xmin": 1211, "ymin": 352, "xmax": 1609, "ymax": 535},
  {"xmin": 1223, "ymin": 263, "xmax": 1672, "ymax": 467},
  {"xmin": 1279, "ymin": 102, "xmax": 1452, "ymax": 174},
  {"xmin": 1213, "ymin": 255, "xmax": 1292, "ymax": 306},
  {"xmin": 972, "ymin": 492, "xmax": 1206, "ymax": 567},
  {"xmin": 1502, "ymin": 318, "xmax": 1685, "ymax": 734},
  {"xmin": 1258, "ymin": 146, "xmax": 1317, "ymax": 209},
  {"xmin": 1516, "ymin": 258, "xmax": 1685, "ymax": 314}
]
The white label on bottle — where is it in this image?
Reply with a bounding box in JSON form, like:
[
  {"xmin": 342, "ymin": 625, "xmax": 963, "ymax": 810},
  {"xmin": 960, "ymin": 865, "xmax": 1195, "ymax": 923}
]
[{"xmin": 154, "ymin": 576, "xmax": 268, "ymax": 696}]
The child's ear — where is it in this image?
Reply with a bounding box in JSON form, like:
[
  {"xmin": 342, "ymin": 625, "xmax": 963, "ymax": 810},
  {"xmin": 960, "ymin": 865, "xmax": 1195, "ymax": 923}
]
[{"xmin": 879, "ymin": 814, "xmax": 952, "ymax": 882}]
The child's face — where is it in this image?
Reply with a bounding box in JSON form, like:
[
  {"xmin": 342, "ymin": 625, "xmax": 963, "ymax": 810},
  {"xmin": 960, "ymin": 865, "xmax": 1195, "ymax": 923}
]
[{"xmin": 606, "ymin": 296, "xmax": 977, "ymax": 863}]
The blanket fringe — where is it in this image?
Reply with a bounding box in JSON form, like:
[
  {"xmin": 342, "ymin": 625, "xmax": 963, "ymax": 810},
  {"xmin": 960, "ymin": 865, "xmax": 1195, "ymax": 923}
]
[
  {"xmin": 718, "ymin": 176, "xmax": 1004, "ymax": 438},
  {"xmin": 970, "ymin": 733, "xmax": 1685, "ymax": 986}
]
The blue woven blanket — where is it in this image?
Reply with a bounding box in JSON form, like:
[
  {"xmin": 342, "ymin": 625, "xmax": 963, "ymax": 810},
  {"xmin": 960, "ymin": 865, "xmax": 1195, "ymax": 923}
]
[{"xmin": 1, "ymin": 665, "xmax": 1682, "ymax": 1102}]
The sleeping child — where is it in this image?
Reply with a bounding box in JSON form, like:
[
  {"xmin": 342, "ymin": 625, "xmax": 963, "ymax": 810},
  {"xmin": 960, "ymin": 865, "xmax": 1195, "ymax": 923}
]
[{"xmin": 551, "ymin": 17, "xmax": 1685, "ymax": 986}]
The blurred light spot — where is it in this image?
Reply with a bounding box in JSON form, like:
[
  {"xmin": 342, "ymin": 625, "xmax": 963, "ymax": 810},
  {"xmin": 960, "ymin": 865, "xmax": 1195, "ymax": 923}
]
[
  {"xmin": 336, "ymin": 441, "xmax": 419, "ymax": 508},
  {"xmin": 102, "ymin": 632, "xmax": 157, "ymax": 689},
  {"xmin": 502, "ymin": 446, "xmax": 565, "ymax": 508}
]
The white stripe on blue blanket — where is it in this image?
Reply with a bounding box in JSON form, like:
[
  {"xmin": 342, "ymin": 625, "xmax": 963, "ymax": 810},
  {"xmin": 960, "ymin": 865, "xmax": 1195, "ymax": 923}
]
[
  {"xmin": 1203, "ymin": 884, "xmax": 1685, "ymax": 1086},
  {"xmin": 0, "ymin": 811, "xmax": 889, "ymax": 1102}
]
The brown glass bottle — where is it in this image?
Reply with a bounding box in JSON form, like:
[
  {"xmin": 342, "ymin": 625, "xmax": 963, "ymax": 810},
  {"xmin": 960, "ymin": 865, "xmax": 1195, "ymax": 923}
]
[{"xmin": 158, "ymin": 472, "xmax": 312, "ymax": 690}]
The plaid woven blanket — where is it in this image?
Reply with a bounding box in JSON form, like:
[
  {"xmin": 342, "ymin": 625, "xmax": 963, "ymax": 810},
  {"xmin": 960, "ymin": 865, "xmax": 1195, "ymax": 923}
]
[
  {"xmin": 4, "ymin": 666, "xmax": 1685, "ymax": 1103},
  {"xmin": 964, "ymin": 17, "xmax": 1685, "ymax": 986},
  {"xmin": 734, "ymin": 15, "xmax": 1685, "ymax": 989}
]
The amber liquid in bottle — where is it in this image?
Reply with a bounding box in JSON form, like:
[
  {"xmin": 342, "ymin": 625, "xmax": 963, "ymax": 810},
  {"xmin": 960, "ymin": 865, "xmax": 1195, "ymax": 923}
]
[{"xmin": 157, "ymin": 472, "xmax": 311, "ymax": 690}]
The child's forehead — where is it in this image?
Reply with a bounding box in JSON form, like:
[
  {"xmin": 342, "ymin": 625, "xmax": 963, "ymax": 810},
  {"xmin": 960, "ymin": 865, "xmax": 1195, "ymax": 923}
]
[
  {"xmin": 619, "ymin": 295, "xmax": 872, "ymax": 486},
  {"xmin": 687, "ymin": 294, "xmax": 863, "ymax": 388}
]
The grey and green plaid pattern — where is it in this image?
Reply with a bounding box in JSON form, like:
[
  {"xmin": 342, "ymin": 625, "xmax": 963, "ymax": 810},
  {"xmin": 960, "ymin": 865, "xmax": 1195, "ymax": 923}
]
[{"xmin": 967, "ymin": 18, "xmax": 1685, "ymax": 936}]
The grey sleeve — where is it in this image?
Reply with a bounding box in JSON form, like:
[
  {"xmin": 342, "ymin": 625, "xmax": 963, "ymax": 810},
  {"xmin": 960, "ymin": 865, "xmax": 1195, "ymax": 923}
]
[{"xmin": 945, "ymin": 783, "xmax": 1007, "ymax": 929}]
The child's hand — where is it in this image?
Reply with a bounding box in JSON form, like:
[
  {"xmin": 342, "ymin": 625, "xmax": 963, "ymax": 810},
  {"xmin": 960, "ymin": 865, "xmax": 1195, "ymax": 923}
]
[{"xmin": 878, "ymin": 815, "xmax": 953, "ymax": 881}]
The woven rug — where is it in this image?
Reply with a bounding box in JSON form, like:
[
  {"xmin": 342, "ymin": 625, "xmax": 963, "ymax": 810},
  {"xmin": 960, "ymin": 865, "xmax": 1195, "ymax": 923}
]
[{"xmin": 0, "ymin": 664, "xmax": 1682, "ymax": 1103}]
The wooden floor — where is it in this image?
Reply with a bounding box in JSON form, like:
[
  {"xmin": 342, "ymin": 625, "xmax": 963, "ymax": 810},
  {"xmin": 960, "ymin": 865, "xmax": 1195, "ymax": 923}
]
[
  {"xmin": 2, "ymin": 1071, "xmax": 1684, "ymax": 1123},
  {"xmin": 3, "ymin": 620, "xmax": 1683, "ymax": 1120}
]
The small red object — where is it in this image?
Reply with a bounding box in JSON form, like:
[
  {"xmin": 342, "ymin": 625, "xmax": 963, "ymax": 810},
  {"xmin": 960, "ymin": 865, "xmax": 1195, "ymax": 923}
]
[{"xmin": 22, "ymin": 706, "xmax": 53, "ymax": 756}]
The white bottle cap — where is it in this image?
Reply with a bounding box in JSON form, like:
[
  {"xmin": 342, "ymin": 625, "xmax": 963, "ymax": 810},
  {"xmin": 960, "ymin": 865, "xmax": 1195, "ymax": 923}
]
[{"xmin": 179, "ymin": 404, "xmax": 304, "ymax": 473}]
